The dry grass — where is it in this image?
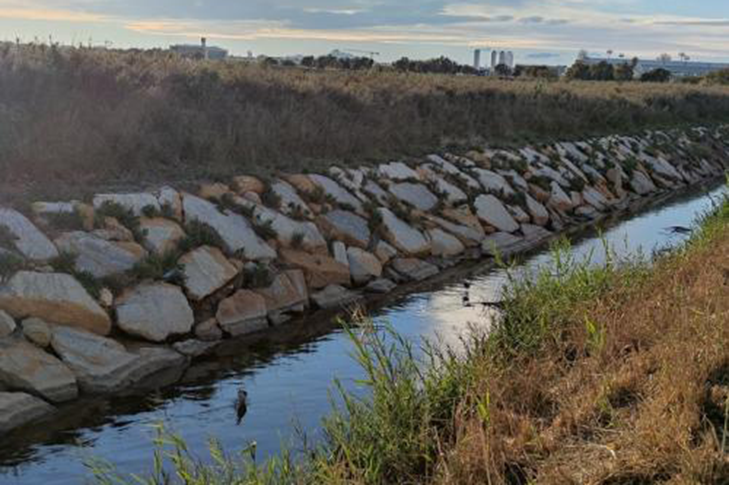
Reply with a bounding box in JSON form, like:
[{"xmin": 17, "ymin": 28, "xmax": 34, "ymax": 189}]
[
  {"xmin": 2, "ymin": 43, "xmax": 729, "ymax": 203},
  {"xmin": 437, "ymin": 228, "xmax": 729, "ymax": 484}
]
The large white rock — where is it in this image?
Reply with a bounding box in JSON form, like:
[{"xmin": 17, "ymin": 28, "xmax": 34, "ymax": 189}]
[
  {"xmin": 377, "ymin": 162, "xmax": 420, "ymax": 181},
  {"xmin": 0, "ymin": 311, "xmax": 15, "ymax": 339},
  {"xmin": 311, "ymin": 285, "xmax": 361, "ymax": 310},
  {"xmin": 0, "ymin": 392, "xmax": 55, "ymax": 434},
  {"xmin": 318, "ymin": 210, "xmax": 371, "ymax": 249},
  {"xmin": 362, "ymin": 181, "xmax": 391, "ymax": 206},
  {"xmin": 157, "ymin": 187, "xmax": 184, "ymax": 221},
  {"xmin": 481, "ymin": 232, "xmax": 527, "ymax": 258},
  {"xmin": 630, "ymin": 171, "xmax": 657, "ymax": 195},
  {"xmin": 582, "ymin": 186, "xmax": 609, "ymax": 211},
  {"xmin": 347, "ymin": 247, "xmax": 383, "ymax": 284},
  {"xmin": 255, "ymin": 270, "xmax": 309, "ymax": 325},
  {"xmin": 55, "ymin": 232, "xmax": 147, "ymax": 278},
  {"xmin": 525, "ymin": 194, "xmax": 550, "ymax": 226},
  {"xmin": 427, "ymin": 216, "xmax": 485, "ymax": 247},
  {"xmin": 271, "ymin": 181, "xmax": 313, "ymax": 218},
  {"xmin": 474, "ymin": 195, "xmax": 519, "ymax": 233},
  {"xmin": 391, "ymin": 258, "xmax": 439, "ymax": 282},
  {"xmin": 388, "ymin": 183, "xmax": 438, "ymax": 211},
  {"xmin": 332, "ymin": 241, "xmax": 349, "ymax": 267},
  {"xmin": 216, "ymin": 290, "xmax": 268, "ymax": 337},
  {"xmin": 93, "ymin": 193, "xmax": 160, "ymax": 216},
  {"xmin": 140, "ymin": 218, "xmax": 185, "ymax": 254},
  {"xmin": 640, "ymin": 153, "xmax": 683, "ymax": 181},
  {"xmin": 116, "ymin": 283, "xmax": 195, "ymax": 342},
  {"xmin": 180, "ymin": 246, "xmax": 238, "ymax": 301},
  {"xmin": 182, "ymin": 194, "xmax": 276, "ymax": 260},
  {"xmin": 0, "ymin": 208, "xmax": 58, "ymax": 261},
  {"xmin": 0, "ymin": 271, "xmax": 111, "ymax": 336},
  {"xmin": 427, "ymin": 229, "xmax": 465, "ymax": 257},
  {"xmin": 378, "ymin": 208, "xmax": 431, "ymax": 256},
  {"xmin": 472, "ymin": 169, "xmax": 516, "ymax": 196},
  {"xmin": 308, "ymin": 175, "xmax": 363, "ymax": 212},
  {"xmin": 548, "ymin": 182, "xmax": 575, "ymax": 212},
  {"xmin": 430, "ymin": 176, "xmax": 468, "ymax": 206},
  {"xmin": 250, "ymin": 204, "xmax": 327, "ymax": 254},
  {"xmin": 0, "ymin": 340, "xmax": 77, "ymax": 403}
]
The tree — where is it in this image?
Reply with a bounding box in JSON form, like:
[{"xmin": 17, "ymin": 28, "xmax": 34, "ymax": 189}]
[
  {"xmin": 589, "ymin": 61, "xmax": 615, "ymax": 81},
  {"xmin": 640, "ymin": 68, "xmax": 671, "ymax": 83},
  {"xmin": 301, "ymin": 56, "xmax": 315, "ymax": 68},
  {"xmin": 494, "ymin": 63, "xmax": 513, "ymax": 77},
  {"xmin": 705, "ymin": 68, "xmax": 729, "ymax": 85},
  {"xmin": 565, "ymin": 60, "xmax": 591, "ymax": 80},
  {"xmin": 614, "ymin": 62, "xmax": 635, "ymax": 81},
  {"xmin": 657, "ymin": 53, "xmax": 672, "ymax": 65}
]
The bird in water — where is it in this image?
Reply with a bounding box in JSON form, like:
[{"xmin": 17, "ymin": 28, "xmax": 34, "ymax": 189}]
[
  {"xmin": 235, "ymin": 389, "xmax": 248, "ymax": 425},
  {"xmin": 665, "ymin": 226, "xmax": 692, "ymax": 235}
]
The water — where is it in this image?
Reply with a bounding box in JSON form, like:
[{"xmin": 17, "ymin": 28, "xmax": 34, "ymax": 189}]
[{"xmin": 0, "ymin": 183, "xmax": 725, "ymax": 485}]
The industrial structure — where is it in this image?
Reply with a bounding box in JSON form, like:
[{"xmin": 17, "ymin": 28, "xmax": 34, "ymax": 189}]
[
  {"xmin": 580, "ymin": 54, "xmax": 729, "ymax": 78},
  {"xmin": 170, "ymin": 38, "xmax": 228, "ymax": 60}
]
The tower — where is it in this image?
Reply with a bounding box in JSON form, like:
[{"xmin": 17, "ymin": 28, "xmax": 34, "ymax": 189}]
[{"xmin": 474, "ymin": 49, "xmax": 481, "ymax": 70}]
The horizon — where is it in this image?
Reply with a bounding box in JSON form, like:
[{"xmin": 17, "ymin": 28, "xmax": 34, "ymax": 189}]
[{"xmin": 1, "ymin": 1, "xmax": 729, "ymax": 67}]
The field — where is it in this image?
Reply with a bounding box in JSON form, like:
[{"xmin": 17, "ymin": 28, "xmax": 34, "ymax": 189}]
[{"xmin": 2, "ymin": 43, "xmax": 729, "ymax": 203}]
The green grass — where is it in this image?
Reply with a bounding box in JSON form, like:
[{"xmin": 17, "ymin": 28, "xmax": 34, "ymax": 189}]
[{"xmin": 178, "ymin": 221, "xmax": 227, "ymax": 254}]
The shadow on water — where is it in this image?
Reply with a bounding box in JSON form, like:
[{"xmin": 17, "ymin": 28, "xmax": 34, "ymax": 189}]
[{"xmin": 0, "ymin": 179, "xmax": 725, "ymax": 484}]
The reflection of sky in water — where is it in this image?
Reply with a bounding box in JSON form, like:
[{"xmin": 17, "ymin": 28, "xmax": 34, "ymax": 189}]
[{"xmin": 0, "ymin": 184, "xmax": 725, "ymax": 485}]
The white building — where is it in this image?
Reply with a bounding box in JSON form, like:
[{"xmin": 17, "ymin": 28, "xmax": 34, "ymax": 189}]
[{"xmin": 581, "ymin": 55, "xmax": 729, "ymax": 78}]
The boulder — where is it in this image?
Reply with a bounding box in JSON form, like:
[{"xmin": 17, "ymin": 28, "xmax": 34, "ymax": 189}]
[
  {"xmin": 427, "ymin": 229, "xmax": 465, "ymax": 257},
  {"xmin": 55, "ymin": 232, "xmax": 146, "ymax": 278},
  {"xmin": 93, "ymin": 193, "xmax": 160, "ymax": 216},
  {"xmin": 318, "ymin": 210, "xmax": 371, "ymax": 249},
  {"xmin": 157, "ymin": 186, "xmax": 184, "ymax": 221},
  {"xmin": 255, "ymin": 270, "xmax": 309, "ymax": 325},
  {"xmin": 365, "ymin": 278, "xmax": 398, "ymax": 294},
  {"xmin": 195, "ymin": 319, "xmax": 223, "ymax": 342},
  {"xmin": 308, "ymin": 175, "xmax": 363, "ymax": 212},
  {"xmin": 0, "ymin": 271, "xmax": 111, "ymax": 336},
  {"xmin": 347, "ymin": 247, "xmax": 383, "ymax": 284},
  {"xmin": 507, "ymin": 205, "xmax": 531, "ymax": 224},
  {"xmin": 474, "ymin": 195, "xmax": 519, "ymax": 233},
  {"xmin": 332, "ymin": 241, "xmax": 349, "ymax": 267},
  {"xmin": 521, "ymin": 224, "xmax": 553, "ymax": 245},
  {"xmin": 270, "ymin": 181, "xmax": 313, "ymax": 218},
  {"xmin": 216, "ymin": 290, "xmax": 269, "ymax": 337},
  {"xmin": 431, "ymin": 176, "xmax": 468, "ymax": 205},
  {"xmin": 630, "ymin": 171, "xmax": 657, "ymax": 195},
  {"xmin": 250, "ymin": 204, "xmax": 327, "ymax": 254},
  {"xmin": 93, "ymin": 217, "xmax": 134, "ymax": 242},
  {"xmin": 116, "ymin": 283, "xmax": 195, "ymax": 342},
  {"xmin": 140, "ymin": 218, "xmax": 185, "ymax": 254},
  {"xmin": 378, "ymin": 208, "xmax": 431, "ymax": 256},
  {"xmin": 173, "ymin": 340, "xmax": 218, "ymax": 358},
  {"xmin": 180, "ymin": 246, "xmax": 239, "ymax": 301},
  {"xmin": 547, "ymin": 182, "xmax": 574, "ymax": 212},
  {"xmin": 388, "ymin": 183, "xmax": 438, "ymax": 211},
  {"xmin": 311, "ymin": 285, "xmax": 361, "ymax": 310},
  {"xmin": 362, "ymin": 181, "xmax": 391, "ymax": 206},
  {"xmin": 472, "ymin": 169, "xmax": 515, "ymax": 196},
  {"xmin": 21, "ymin": 318, "xmax": 52, "ymax": 348},
  {"xmin": 280, "ymin": 249, "xmax": 351, "ymax": 290},
  {"xmin": 0, "ymin": 311, "xmax": 15, "ymax": 339},
  {"xmin": 525, "ymin": 194, "xmax": 550, "ymax": 226},
  {"xmin": 232, "ymin": 176, "xmax": 266, "ymax": 195},
  {"xmin": 198, "ymin": 183, "xmax": 230, "ymax": 200},
  {"xmin": 377, "ymin": 162, "xmax": 420, "ymax": 181},
  {"xmin": 582, "ymin": 186, "xmax": 609, "ymax": 211},
  {"xmin": 0, "ymin": 208, "xmax": 58, "ymax": 261},
  {"xmin": 481, "ymin": 233, "xmax": 526, "ymax": 258},
  {"xmin": 182, "ymin": 194, "xmax": 276, "ymax": 260},
  {"xmin": 375, "ymin": 241, "xmax": 398, "ymax": 264},
  {"xmin": 0, "ymin": 340, "xmax": 77, "ymax": 402},
  {"xmin": 0, "ymin": 392, "xmax": 55, "ymax": 434},
  {"xmin": 391, "ymin": 258, "xmax": 439, "ymax": 282},
  {"xmin": 427, "ymin": 216, "xmax": 484, "ymax": 247}
]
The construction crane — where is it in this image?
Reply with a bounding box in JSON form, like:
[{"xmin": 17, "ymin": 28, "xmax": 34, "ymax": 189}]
[{"xmin": 343, "ymin": 48, "xmax": 381, "ymax": 60}]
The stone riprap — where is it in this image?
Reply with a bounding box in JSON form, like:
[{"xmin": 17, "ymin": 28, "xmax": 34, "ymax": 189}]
[{"xmin": 0, "ymin": 125, "xmax": 727, "ymax": 434}]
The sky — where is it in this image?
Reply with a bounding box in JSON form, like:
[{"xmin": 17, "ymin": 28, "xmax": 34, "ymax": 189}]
[{"xmin": 1, "ymin": 0, "xmax": 729, "ymax": 65}]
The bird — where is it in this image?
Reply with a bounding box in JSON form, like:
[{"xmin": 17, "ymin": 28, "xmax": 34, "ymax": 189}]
[
  {"xmin": 665, "ymin": 226, "xmax": 692, "ymax": 235},
  {"xmin": 235, "ymin": 389, "xmax": 248, "ymax": 425}
]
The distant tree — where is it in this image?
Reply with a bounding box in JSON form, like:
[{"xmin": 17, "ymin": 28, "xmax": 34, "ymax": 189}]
[
  {"xmin": 577, "ymin": 49, "xmax": 589, "ymax": 61},
  {"xmin": 589, "ymin": 61, "xmax": 615, "ymax": 81},
  {"xmin": 565, "ymin": 60, "xmax": 592, "ymax": 80},
  {"xmin": 640, "ymin": 68, "xmax": 672, "ymax": 83},
  {"xmin": 281, "ymin": 59, "xmax": 296, "ymax": 67},
  {"xmin": 614, "ymin": 58, "xmax": 638, "ymax": 81},
  {"xmin": 494, "ymin": 63, "xmax": 513, "ymax": 77},
  {"xmin": 705, "ymin": 68, "xmax": 729, "ymax": 85},
  {"xmin": 301, "ymin": 56, "xmax": 315, "ymax": 68},
  {"xmin": 516, "ymin": 65, "xmax": 557, "ymax": 79},
  {"xmin": 657, "ymin": 53, "xmax": 672, "ymax": 65}
]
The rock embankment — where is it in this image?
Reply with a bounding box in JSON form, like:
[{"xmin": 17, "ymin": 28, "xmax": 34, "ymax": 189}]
[{"xmin": 0, "ymin": 126, "xmax": 727, "ymax": 434}]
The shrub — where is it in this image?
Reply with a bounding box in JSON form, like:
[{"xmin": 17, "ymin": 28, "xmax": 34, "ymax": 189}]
[
  {"xmin": 95, "ymin": 201, "xmax": 146, "ymax": 243},
  {"xmin": 179, "ymin": 221, "xmax": 226, "ymax": 253}
]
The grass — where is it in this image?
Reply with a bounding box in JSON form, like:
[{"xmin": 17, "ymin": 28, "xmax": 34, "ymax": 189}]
[{"xmin": 3, "ymin": 44, "xmax": 729, "ymax": 203}]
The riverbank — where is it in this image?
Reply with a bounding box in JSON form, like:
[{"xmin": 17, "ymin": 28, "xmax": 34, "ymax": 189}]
[{"xmin": 0, "ymin": 125, "xmax": 727, "ymax": 440}]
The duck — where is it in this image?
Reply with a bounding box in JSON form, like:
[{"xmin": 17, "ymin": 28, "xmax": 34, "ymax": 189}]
[{"xmin": 235, "ymin": 389, "xmax": 248, "ymax": 425}]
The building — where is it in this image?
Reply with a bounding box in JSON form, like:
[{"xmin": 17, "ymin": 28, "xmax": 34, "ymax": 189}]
[
  {"xmin": 580, "ymin": 55, "xmax": 729, "ymax": 78},
  {"xmin": 474, "ymin": 49, "xmax": 481, "ymax": 70},
  {"xmin": 491, "ymin": 50, "xmax": 515, "ymax": 69},
  {"xmin": 170, "ymin": 38, "xmax": 228, "ymax": 60}
]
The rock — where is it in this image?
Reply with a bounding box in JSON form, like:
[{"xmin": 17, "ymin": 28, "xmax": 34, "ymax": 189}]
[
  {"xmin": 255, "ymin": 270, "xmax": 309, "ymax": 325},
  {"xmin": 474, "ymin": 195, "xmax": 520, "ymax": 233},
  {"xmin": 140, "ymin": 218, "xmax": 185, "ymax": 254},
  {"xmin": 195, "ymin": 319, "xmax": 223, "ymax": 342},
  {"xmin": 427, "ymin": 216, "xmax": 484, "ymax": 247},
  {"xmin": 525, "ymin": 194, "xmax": 550, "ymax": 226},
  {"xmin": 309, "ymin": 175, "xmax": 363, "ymax": 212},
  {"xmin": 284, "ymin": 174, "xmax": 318, "ymax": 194},
  {"xmin": 216, "ymin": 290, "xmax": 269, "ymax": 337},
  {"xmin": 31, "ymin": 201, "xmax": 77, "ymax": 218},
  {"xmin": 529, "ymin": 183, "xmax": 551, "ymax": 204},
  {"xmin": 93, "ymin": 193, "xmax": 159, "ymax": 216},
  {"xmin": 312, "ymin": 285, "xmax": 361, "ymax": 310},
  {"xmin": 232, "ymin": 176, "xmax": 266, "ymax": 195},
  {"xmin": 365, "ymin": 278, "xmax": 397, "ymax": 294},
  {"xmin": 250, "ymin": 204, "xmax": 327, "ymax": 254},
  {"xmin": 481, "ymin": 233, "xmax": 526, "ymax": 258},
  {"xmin": 507, "ymin": 205, "xmax": 531, "ymax": 224},
  {"xmin": 378, "ymin": 162, "xmax": 420, "ymax": 181},
  {"xmin": 431, "ymin": 176, "xmax": 469, "ymax": 205},
  {"xmin": 116, "ymin": 283, "xmax": 195, "ymax": 342},
  {"xmin": 318, "ymin": 210, "xmax": 371, "ymax": 249},
  {"xmin": 332, "ymin": 241, "xmax": 349, "ymax": 267},
  {"xmin": 270, "ymin": 181, "xmax": 313, "ymax": 218},
  {"xmin": 157, "ymin": 186, "xmax": 184, "ymax": 221},
  {"xmin": 182, "ymin": 194, "xmax": 276, "ymax": 260},
  {"xmin": 0, "ymin": 340, "xmax": 77, "ymax": 402},
  {"xmin": 582, "ymin": 186, "xmax": 609, "ymax": 211},
  {"xmin": 378, "ymin": 208, "xmax": 431, "ymax": 256},
  {"xmin": 0, "ymin": 271, "xmax": 111, "ymax": 336},
  {"xmin": 391, "ymin": 258, "xmax": 439, "ymax": 282},
  {"xmin": 472, "ymin": 169, "xmax": 516, "ymax": 196},
  {"xmin": 0, "ymin": 392, "xmax": 55, "ymax": 434},
  {"xmin": 375, "ymin": 241, "xmax": 398, "ymax": 264},
  {"xmin": 21, "ymin": 318, "xmax": 51, "ymax": 348},
  {"xmin": 362, "ymin": 181, "xmax": 391, "ymax": 206},
  {"xmin": 198, "ymin": 182, "xmax": 230, "ymax": 200},
  {"xmin": 547, "ymin": 182, "xmax": 574, "ymax": 212},
  {"xmin": 0, "ymin": 208, "xmax": 58, "ymax": 261},
  {"xmin": 55, "ymin": 232, "xmax": 146, "ymax": 278},
  {"xmin": 99, "ymin": 289, "xmax": 114, "ymax": 308},
  {"xmin": 173, "ymin": 340, "xmax": 218, "ymax": 358},
  {"xmin": 521, "ymin": 224, "xmax": 553, "ymax": 244},
  {"xmin": 426, "ymin": 155, "xmax": 480, "ymax": 189},
  {"xmin": 180, "ymin": 246, "xmax": 238, "ymax": 301},
  {"xmin": 640, "ymin": 153, "xmax": 683, "ymax": 181},
  {"xmin": 347, "ymin": 248, "xmax": 383, "ymax": 284},
  {"xmin": 630, "ymin": 171, "xmax": 657, "ymax": 195},
  {"xmin": 427, "ymin": 229, "xmax": 465, "ymax": 257},
  {"xmin": 388, "ymin": 183, "xmax": 438, "ymax": 211},
  {"xmin": 280, "ymin": 249, "xmax": 350, "ymax": 290},
  {"xmin": 0, "ymin": 311, "xmax": 15, "ymax": 339},
  {"xmin": 93, "ymin": 217, "xmax": 134, "ymax": 242}
]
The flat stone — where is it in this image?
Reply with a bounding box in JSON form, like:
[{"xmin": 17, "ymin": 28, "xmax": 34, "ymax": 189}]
[
  {"xmin": 93, "ymin": 193, "xmax": 160, "ymax": 216},
  {"xmin": 198, "ymin": 183, "xmax": 231, "ymax": 200},
  {"xmin": 308, "ymin": 175, "xmax": 363, "ymax": 212},
  {"xmin": 182, "ymin": 194, "xmax": 276, "ymax": 260},
  {"xmin": 375, "ymin": 241, "xmax": 398, "ymax": 264},
  {"xmin": 630, "ymin": 171, "xmax": 657, "ymax": 195},
  {"xmin": 93, "ymin": 217, "xmax": 134, "ymax": 242},
  {"xmin": 391, "ymin": 258, "xmax": 439, "ymax": 282},
  {"xmin": 427, "ymin": 229, "xmax": 465, "ymax": 257},
  {"xmin": 347, "ymin": 247, "xmax": 383, "ymax": 284},
  {"xmin": 255, "ymin": 270, "xmax": 309, "ymax": 325},
  {"xmin": 640, "ymin": 153, "xmax": 683, "ymax": 181},
  {"xmin": 388, "ymin": 183, "xmax": 438, "ymax": 211},
  {"xmin": 216, "ymin": 290, "xmax": 269, "ymax": 337},
  {"xmin": 271, "ymin": 181, "xmax": 313, "ymax": 218},
  {"xmin": 172, "ymin": 340, "xmax": 218, "ymax": 358},
  {"xmin": 431, "ymin": 176, "xmax": 468, "ymax": 206},
  {"xmin": 332, "ymin": 241, "xmax": 349, "ymax": 267},
  {"xmin": 582, "ymin": 186, "xmax": 609, "ymax": 211},
  {"xmin": 378, "ymin": 162, "xmax": 420, "ymax": 181},
  {"xmin": 140, "ymin": 218, "xmax": 185, "ymax": 254},
  {"xmin": 180, "ymin": 246, "xmax": 238, "ymax": 301},
  {"xmin": 474, "ymin": 195, "xmax": 519, "ymax": 233},
  {"xmin": 55, "ymin": 232, "xmax": 146, "ymax": 278},
  {"xmin": 232, "ymin": 176, "xmax": 266, "ymax": 195},
  {"xmin": 0, "ymin": 271, "xmax": 111, "ymax": 336},
  {"xmin": 378, "ymin": 208, "xmax": 431, "ymax": 256},
  {"xmin": 427, "ymin": 216, "xmax": 484, "ymax": 247},
  {"xmin": 0, "ymin": 392, "xmax": 55, "ymax": 434},
  {"xmin": 194, "ymin": 318, "xmax": 223, "ymax": 342},
  {"xmin": 507, "ymin": 205, "xmax": 531, "ymax": 224},
  {"xmin": 472, "ymin": 169, "xmax": 515, "ymax": 196},
  {"xmin": 363, "ymin": 181, "xmax": 391, "ymax": 206},
  {"xmin": 318, "ymin": 210, "xmax": 371, "ymax": 249},
  {"xmin": 21, "ymin": 318, "xmax": 51, "ymax": 348},
  {"xmin": 280, "ymin": 249, "xmax": 351, "ymax": 290},
  {"xmin": 481, "ymin": 233, "xmax": 527, "ymax": 258},
  {"xmin": 31, "ymin": 201, "xmax": 77, "ymax": 217},
  {"xmin": 157, "ymin": 186, "xmax": 184, "ymax": 221},
  {"xmin": 0, "ymin": 208, "xmax": 58, "ymax": 261},
  {"xmin": 250, "ymin": 204, "xmax": 327, "ymax": 254},
  {"xmin": 0, "ymin": 311, "xmax": 15, "ymax": 339},
  {"xmin": 548, "ymin": 182, "xmax": 575, "ymax": 212},
  {"xmin": 284, "ymin": 174, "xmax": 318, "ymax": 194},
  {"xmin": 0, "ymin": 340, "xmax": 77, "ymax": 403},
  {"xmin": 525, "ymin": 194, "xmax": 550, "ymax": 226},
  {"xmin": 365, "ymin": 278, "xmax": 397, "ymax": 294},
  {"xmin": 521, "ymin": 224, "xmax": 553, "ymax": 244},
  {"xmin": 311, "ymin": 285, "xmax": 361, "ymax": 310},
  {"xmin": 116, "ymin": 283, "xmax": 195, "ymax": 342}
]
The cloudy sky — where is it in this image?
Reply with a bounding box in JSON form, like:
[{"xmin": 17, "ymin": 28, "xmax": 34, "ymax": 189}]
[{"xmin": 2, "ymin": 0, "xmax": 729, "ymax": 65}]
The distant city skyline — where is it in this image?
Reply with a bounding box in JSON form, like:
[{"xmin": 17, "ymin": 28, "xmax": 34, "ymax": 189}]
[{"xmin": 1, "ymin": 0, "xmax": 729, "ymax": 65}]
